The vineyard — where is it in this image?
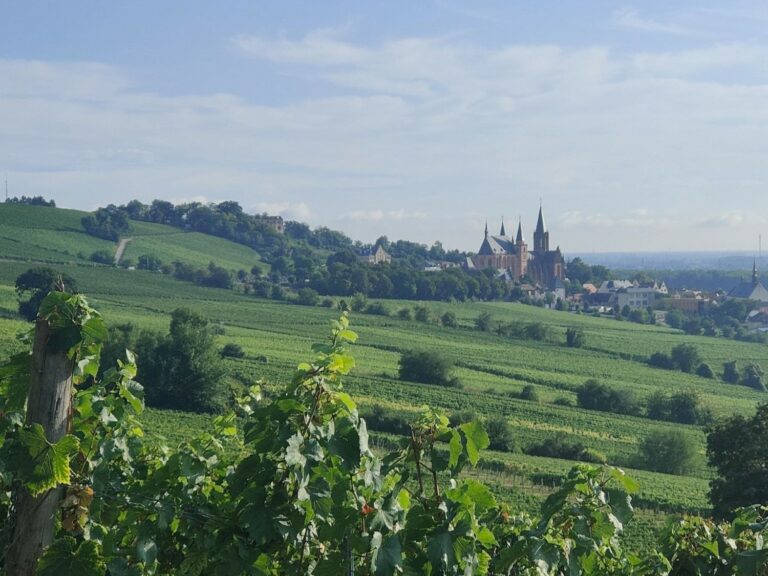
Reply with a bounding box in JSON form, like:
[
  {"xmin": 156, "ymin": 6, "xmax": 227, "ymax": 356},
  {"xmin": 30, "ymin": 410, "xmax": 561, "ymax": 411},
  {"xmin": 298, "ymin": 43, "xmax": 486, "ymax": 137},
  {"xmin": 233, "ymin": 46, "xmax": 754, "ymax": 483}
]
[{"xmin": 1, "ymin": 206, "xmax": 768, "ymax": 556}]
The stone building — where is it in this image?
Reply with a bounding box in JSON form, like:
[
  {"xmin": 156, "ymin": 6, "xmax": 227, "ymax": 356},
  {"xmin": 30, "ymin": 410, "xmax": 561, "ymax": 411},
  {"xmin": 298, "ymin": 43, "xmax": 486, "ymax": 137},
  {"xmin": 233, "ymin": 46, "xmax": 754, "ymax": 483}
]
[{"xmin": 472, "ymin": 206, "xmax": 564, "ymax": 287}]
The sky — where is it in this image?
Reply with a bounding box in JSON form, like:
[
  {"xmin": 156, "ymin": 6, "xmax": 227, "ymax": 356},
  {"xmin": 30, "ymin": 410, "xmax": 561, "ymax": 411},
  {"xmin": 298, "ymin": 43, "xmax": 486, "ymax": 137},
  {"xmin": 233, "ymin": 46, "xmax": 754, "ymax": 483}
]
[{"xmin": 1, "ymin": 1, "xmax": 767, "ymax": 253}]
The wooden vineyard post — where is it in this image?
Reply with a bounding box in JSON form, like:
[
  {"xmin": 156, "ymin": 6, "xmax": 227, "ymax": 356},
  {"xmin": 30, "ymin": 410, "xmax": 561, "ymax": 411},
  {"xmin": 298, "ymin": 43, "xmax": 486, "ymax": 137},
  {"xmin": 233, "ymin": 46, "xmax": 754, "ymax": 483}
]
[{"xmin": 6, "ymin": 318, "xmax": 74, "ymax": 576}]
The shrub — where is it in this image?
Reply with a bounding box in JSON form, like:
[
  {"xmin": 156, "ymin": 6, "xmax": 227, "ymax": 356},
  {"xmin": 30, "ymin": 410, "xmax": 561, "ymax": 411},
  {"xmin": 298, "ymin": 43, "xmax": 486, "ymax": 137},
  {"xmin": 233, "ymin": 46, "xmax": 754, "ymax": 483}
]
[
  {"xmin": 137, "ymin": 254, "xmax": 163, "ymax": 271},
  {"xmin": 683, "ymin": 319, "xmax": 702, "ymax": 335},
  {"xmin": 646, "ymin": 391, "xmax": 671, "ymax": 421},
  {"xmin": 671, "ymin": 344, "xmax": 701, "ymax": 373},
  {"xmin": 696, "ymin": 363, "xmax": 715, "ymax": 379},
  {"xmin": 440, "ymin": 311, "xmax": 458, "ymax": 328},
  {"xmin": 576, "ymin": 379, "xmax": 641, "ymax": 416},
  {"xmin": 296, "ymin": 288, "xmax": 319, "ymax": 306},
  {"xmin": 449, "ymin": 409, "xmax": 479, "ymax": 427},
  {"xmin": 668, "ymin": 390, "xmax": 713, "ymax": 425},
  {"xmin": 524, "ymin": 322, "xmax": 549, "ymax": 341},
  {"xmin": 413, "ymin": 304, "xmax": 433, "ymax": 323},
  {"xmin": 220, "ymin": 343, "xmax": 245, "ymax": 359},
  {"xmin": 350, "ymin": 292, "xmax": 367, "ymax": 312},
  {"xmin": 553, "ymin": 397, "xmax": 574, "ymax": 407},
  {"xmin": 565, "ymin": 327, "xmax": 585, "ymax": 348},
  {"xmin": 397, "ymin": 308, "xmax": 413, "ymax": 320},
  {"xmin": 742, "ymin": 363, "xmax": 766, "ymax": 392},
  {"xmin": 320, "ymin": 297, "xmax": 336, "ymax": 308},
  {"xmin": 628, "ymin": 309, "xmax": 648, "ymax": 324},
  {"xmin": 90, "ymin": 250, "xmax": 114, "ymax": 265},
  {"xmin": 639, "ymin": 430, "xmax": 699, "ymax": 475},
  {"xmin": 364, "ymin": 302, "xmax": 390, "ymax": 316},
  {"xmin": 722, "ymin": 361, "xmax": 740, "ymax": 384},
  {"xmin": 485, "ymin": 416, "xmax": 516, "ymax": 452},
  {"xmin": 645, "ymin": 390, "xmax": 712, "ymax": 425},
  {"xmin": 398, "ymin": 350, "xmax": 461, "ymax": 388},
  {"xmin": 519, "ymin": 384, "xmax": 540, "ymax": 402},
  {"xmin": 527, "ymin": 434, "xmax": 588, "ymax": 461},
  {"xmin": 649, "ymin": 352, "xmax": 675, "ymax": 369},
  {"xmin": 475, "ymin": 311, "xmax": 493, "ymax": 332},
  {"xmin": 363, "ymin": 404, "xmax": 412, "ymax": 435}
]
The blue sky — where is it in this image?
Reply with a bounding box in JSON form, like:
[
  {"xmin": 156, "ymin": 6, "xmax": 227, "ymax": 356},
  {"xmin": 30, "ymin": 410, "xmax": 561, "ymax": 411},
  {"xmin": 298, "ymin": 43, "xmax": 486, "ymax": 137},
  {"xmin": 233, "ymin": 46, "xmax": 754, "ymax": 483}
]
[{"xmin": 1, "ymin": 1, "xmax": 767, "ymax": 252}]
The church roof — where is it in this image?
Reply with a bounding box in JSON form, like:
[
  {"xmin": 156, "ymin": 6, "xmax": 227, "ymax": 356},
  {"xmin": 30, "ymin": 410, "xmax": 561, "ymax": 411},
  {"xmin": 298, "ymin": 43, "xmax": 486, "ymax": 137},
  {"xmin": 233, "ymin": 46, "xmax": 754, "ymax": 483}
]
[
  {"xmin": 728, "ymin": 281, "xmax": 768, "ymax": 302},
  {"xmin": 478, "ymin": 235, "xmax": 516, "ymax": 255},
  {"xmin": 499, "ymin": 219, "xmax": 506, "ymax": 237}
]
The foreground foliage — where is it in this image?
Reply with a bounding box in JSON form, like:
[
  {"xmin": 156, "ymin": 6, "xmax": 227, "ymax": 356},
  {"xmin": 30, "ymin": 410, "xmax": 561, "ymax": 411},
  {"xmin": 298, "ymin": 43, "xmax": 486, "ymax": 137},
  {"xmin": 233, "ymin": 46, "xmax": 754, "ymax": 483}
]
[{"xmin": 0, "ymin": 293, "xmax": 766, "ymax": 574}]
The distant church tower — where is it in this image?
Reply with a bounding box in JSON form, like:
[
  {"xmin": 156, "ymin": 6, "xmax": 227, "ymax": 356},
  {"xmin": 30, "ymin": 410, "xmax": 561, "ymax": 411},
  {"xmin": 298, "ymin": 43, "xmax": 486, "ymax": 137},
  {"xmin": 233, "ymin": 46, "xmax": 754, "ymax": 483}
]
[{"xmin": 533, "ymin": 204, "xmax": 549, "ymax": 253}]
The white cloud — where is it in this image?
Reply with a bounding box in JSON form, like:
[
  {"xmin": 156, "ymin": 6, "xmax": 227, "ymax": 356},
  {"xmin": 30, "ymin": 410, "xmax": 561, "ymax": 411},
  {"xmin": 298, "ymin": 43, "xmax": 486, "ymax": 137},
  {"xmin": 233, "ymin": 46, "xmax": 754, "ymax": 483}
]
[
  {"xmin": 696, "ymin": 211, "xmax": 745, "ymax": 228},
  {"xmin": 340, "ymin": 209, "xmax": 427, "ymax": 222},
  {"xmin": 612, "ymin": 8, "xmax": 694, "ymax": 36},
  {"xmin": 633, "ymin": 44, "xmax": 768, "ymax": 77},
  {"xmin": 232, "ymin": 29, "xmax": 366, "ymax": 66},
  {"xmin": 3, "ymin": 31, "xmax": 768, "ymax": 251},
  {"xmin": 252, "ymin": 201, "xmax": 312, "ymax": 221}
]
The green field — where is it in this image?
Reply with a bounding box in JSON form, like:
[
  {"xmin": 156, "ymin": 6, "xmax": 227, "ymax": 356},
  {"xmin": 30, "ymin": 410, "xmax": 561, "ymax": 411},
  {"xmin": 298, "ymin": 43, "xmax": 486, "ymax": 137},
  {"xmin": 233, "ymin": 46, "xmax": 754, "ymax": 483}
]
[
  {"xmin": 1, "ymin": 204, "xmax": 766, "ymax": 550},
  {"xmin": 0, "ymin": 203, "xmax": 267, "ymax": 272}
]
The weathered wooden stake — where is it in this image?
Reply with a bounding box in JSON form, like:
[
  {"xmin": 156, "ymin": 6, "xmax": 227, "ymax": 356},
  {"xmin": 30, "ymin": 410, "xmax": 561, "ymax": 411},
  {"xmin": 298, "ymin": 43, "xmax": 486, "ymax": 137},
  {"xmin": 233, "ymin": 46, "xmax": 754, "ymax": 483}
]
[{"xmin": 6, "ymin": 319, "xmax": 74, "ymax": 576}]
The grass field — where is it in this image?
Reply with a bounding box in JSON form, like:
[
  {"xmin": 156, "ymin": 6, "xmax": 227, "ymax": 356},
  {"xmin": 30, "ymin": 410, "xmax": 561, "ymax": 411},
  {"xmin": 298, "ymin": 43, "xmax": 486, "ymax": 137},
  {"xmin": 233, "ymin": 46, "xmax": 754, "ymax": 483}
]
[
  {"xmin": 0, "ymin": 203, "xmax": 266, "ymax": 272},
  {"xmin": 1, "ymin": 204, "xmax": 767, "ymax": 550}
]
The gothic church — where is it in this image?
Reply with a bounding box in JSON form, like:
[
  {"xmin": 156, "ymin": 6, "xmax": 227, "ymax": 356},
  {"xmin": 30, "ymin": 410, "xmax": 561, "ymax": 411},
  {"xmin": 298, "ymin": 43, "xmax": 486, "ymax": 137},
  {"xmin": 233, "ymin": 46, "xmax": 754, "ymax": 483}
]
[{"xmin": 473, "ymin": 206, "xmax": 565, "ymax": 287}]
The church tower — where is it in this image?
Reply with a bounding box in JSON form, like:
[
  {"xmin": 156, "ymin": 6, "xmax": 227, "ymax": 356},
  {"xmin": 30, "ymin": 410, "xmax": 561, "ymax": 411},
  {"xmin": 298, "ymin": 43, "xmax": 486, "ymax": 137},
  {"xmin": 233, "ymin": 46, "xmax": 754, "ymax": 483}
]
[
  {"xmin": 515, "ymin": 217, "xmax": 528, "ymax": 278},
  {"xmin": 533, "ymin": 205, "xmax": 549, "ymax": 253}
]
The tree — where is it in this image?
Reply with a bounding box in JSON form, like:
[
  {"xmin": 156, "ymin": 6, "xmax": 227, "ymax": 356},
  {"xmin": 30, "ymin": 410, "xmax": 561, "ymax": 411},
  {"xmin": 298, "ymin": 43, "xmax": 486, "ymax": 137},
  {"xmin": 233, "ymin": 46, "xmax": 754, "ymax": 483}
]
[
  {"xmin": 665, "ymin": 309, "xmax": 685, "ymax": 329},
  {"xmin": 296, "ymin": 288, "xmax": 319, "ymax": 306},
  {"xmin": 398, "ymin": 349, "xmax": 460, "ymax": 388},
  {"xmin": 15, "ymin": 267, "xmax": 78, "ymax": 321},
  {"xmin": 220, "ymin": 343, "xmax": 245, "ymax": 358},
  {"xmin": 670, "ymin": 343, "xmax": 701, "ymax": 373},
  {"xmin": 475, "ymin": 311, "xmax": 493, "ymax": 332},
  {"xmin": 696, "ymin": 363, "xmax": 715, "ymax": 379},
  {"xmin": 141, "ymin": 308, "xmax": 229, "ymax": 412},
  {"xmin": 708, "ymin": 403, "xmax": 768, "ymax": 517},
  {"xmin": 576, "ymin": 379, "xmax": 640, "ymax": 416},
  {"xmin": 649, "ymin": 352, "xmax": 675, "ymax": 370},
  {"xmin": 565, "ymin": 327, "xmax": 585, "ymax": 348},
  {"xmin": 440, "ymin": 311, "xmax": 458, "ymax": 328},
  {"xmin": 723, "ymin": 360, "xmax": 740, "ymax": 384},
  {"xmin": 485, "ymin": 416, "xmax": 515, "ymax": 452},
  {"xmin": 81, "ymin": 206, "xmax": 132, "ymax": 241},
  {"xmin": 640, "ymin": 430, "xmax": 699, "ymax": 475},
  {"xmin": 742, "ymin": 363, "xmax": 766, "ymax": 392}
]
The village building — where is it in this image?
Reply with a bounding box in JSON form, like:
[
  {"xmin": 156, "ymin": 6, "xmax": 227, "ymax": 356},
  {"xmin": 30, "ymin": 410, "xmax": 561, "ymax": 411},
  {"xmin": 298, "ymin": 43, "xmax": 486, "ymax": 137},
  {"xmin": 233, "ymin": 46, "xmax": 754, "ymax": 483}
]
[
  {"xmin": 727, "ymin": 261, "xmax": 768, "ymax": 303},
  {"xmin": 358, "ymin": 244, "xmax": 392, "ymax": 265},
  {"xmin": 472, "ymin": 206, "xmax": 564, "ymax": 287}
]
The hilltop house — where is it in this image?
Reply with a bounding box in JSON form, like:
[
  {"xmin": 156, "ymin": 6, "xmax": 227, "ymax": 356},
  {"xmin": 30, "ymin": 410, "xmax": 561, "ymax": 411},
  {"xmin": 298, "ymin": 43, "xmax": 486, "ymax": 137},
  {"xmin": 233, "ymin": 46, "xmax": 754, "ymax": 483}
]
[{"xmin": 358, "ymin": 244, "xmax": 392, "ymax": 265}]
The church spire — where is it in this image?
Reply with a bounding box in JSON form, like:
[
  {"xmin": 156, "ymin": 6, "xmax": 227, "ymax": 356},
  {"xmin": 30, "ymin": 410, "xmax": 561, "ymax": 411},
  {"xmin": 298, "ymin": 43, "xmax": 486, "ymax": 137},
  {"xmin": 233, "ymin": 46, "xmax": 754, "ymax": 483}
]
[
  {"xmin": 535, "ymin": 204, "xmax": 546, "ymax": 235},
  {"xmin": 516, "ymin": 217, "xmax": 524, "ymax": 244},
  {"xmin": 500, "ymin": 217, "xmax": 506, "ymax": 237},
  {"xmin": 484, "ymin": 220, "xmax": 488, "ymax": 238},
  {"xmin": 533, "ymin": 203, "xmax": 549, "ymax": 252},
  {"xmin": 753, "ymin": 258, "xmax": 759, "ymax": 286}
]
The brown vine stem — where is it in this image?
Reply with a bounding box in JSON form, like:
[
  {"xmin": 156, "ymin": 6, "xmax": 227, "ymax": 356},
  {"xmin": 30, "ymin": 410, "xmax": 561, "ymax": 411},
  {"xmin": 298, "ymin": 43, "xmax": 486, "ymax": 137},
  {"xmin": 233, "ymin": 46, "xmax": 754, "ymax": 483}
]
[{"xmin": 410, "ymin": 429, "xmax": 425, "ymax": 504}]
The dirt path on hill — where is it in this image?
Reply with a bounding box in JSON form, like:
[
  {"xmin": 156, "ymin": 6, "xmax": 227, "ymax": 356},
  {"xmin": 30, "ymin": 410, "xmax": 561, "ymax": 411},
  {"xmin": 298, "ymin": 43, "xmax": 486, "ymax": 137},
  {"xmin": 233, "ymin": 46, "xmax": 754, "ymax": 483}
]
[{"xmin": 114, "ymin": 237, "xmax": 132, "ymax": 264}]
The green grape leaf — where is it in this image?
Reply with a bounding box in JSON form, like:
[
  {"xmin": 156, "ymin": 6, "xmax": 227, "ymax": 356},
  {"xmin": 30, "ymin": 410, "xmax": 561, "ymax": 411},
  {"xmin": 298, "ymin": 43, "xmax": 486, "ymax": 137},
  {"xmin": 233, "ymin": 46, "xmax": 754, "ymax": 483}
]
[
  {"xmin": 11, "ymin": 424, "xmax": 79, "ymax": 495},
  {"xmin": 38, "ymin": 537, "xmax": 105, "ymax": 576},
  {"xmin": 459, "ymin": 421, "xmax": 489, "ymax": 466},
  {"xmin": 372, "ymin": 532, "xmax": 403, "ymax": 575}
]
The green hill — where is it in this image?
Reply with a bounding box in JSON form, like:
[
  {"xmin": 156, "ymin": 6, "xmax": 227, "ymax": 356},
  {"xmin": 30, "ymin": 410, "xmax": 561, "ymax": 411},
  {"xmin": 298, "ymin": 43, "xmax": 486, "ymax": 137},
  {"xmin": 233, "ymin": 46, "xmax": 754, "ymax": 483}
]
[
  {"xmin": 0, "ymin": 203, "xmax": 267, "ymax": 272},
  {"xmin": 0, "ymin": 203, "xmax": 766, "ymax": 550}
]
